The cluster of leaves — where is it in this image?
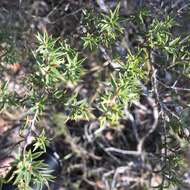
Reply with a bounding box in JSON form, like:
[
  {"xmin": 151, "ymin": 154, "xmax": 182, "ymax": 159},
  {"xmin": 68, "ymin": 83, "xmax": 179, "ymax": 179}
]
[
  {"xmin": 81, "ymin": 5, "xmax": 147, "ymax": 127},
  {"xmin": 1, "ymin": 130, "xmax": 52, "ymax": 190},
  {"xmin": 9, "ymin": 150, "xmax": 53, "ymax": 190},
  {"xmin": 82, "ymin": 4, "xmax": 123, "ymax": 49},
  {"xmin": 98, "ymin": 52, "xmax": 145, "ymax": 126},
  {"xmin": 24, "ymin": 31, "xmax": 89, "ymax": 122},
  {"xmin": 32, "ymin": 32, "xmax": 85, "ymax": 87}
]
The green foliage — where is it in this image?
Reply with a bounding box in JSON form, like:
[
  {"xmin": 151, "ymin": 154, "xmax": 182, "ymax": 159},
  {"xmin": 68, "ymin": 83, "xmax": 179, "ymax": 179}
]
[
  {"xmin": 98, "ymin": 64, "xmax": 143, "ymax": 126},
  {"xmin": 98, "ymin": 4, "xmax": 123, "ymax": 45},
  {"xmin": 138, "ymin": 8, "xmax": 150, "ymax": 26},
  {"xmin": 8, "ymin": 150, "xmax": 54, "ymax": 190},
  {"xmin": 147, "ymin": 16, "xmax": 175, "ymax": 48},
  {"xmin": 98, "ymin": 86, "xmax": 124, "ymax": 126},
  {"xmin": 82, "ymin": 4, "xmax": 123, "ymax": 48},
  {"xmin": 64, "ymin": 93, "xmax": 92, "ymax": 121},
  {"xmin": 122, "ymin": 52, "xmax": 145, "ymax": 80},
  {"xmin": 82, "ymin": 6, "xmax": 147, "ymax": 127},
  {"xmin": 33, "ymin": 130, "xmax": 50, "ymax": 152},
  {"xmin": 82, "ymin": 33, "xmax": 99, "ymax": 50},
  {"xmin": 33, "ymin": 32, "xmax": 85, "ymax": 88},
  {"xmin": 1, "ymin": 2, "xmax": 190, "ymax": 190}
]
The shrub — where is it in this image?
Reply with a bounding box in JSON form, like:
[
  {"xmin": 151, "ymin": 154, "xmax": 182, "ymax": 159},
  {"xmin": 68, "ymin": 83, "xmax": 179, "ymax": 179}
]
[{"xmin": 0, "ymin": 2, "xmax": 190, "ymax": 190}]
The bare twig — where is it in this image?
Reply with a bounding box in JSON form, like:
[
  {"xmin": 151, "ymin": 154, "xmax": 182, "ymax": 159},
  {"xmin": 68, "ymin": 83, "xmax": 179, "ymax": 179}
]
[
  {"xmin": 157, "ymin": 79, "xmax": 190, "ymax": 92},
  {"xmin": 151, "ymin": 68, "xmax": 169, "ymax": 189},
  {"xmin": 105, "ymin": 147, "xmax": 141, "ymax": 156}
]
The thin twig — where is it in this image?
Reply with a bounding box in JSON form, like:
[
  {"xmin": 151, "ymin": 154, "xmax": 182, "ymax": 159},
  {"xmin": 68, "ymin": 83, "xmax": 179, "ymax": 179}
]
[
  {"xmin": 105, "ymin": 147, "xmax": 141, "ymax": 156},
  {"xmin": 157, "ymin": 79, "xmax": 190, "ymax": 92}
]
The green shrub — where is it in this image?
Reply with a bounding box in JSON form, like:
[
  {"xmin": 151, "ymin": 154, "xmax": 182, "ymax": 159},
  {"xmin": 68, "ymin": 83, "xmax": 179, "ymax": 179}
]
[{"xmin": 0, "ymin": 3, "xmax": 190, "ymax": 190}]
